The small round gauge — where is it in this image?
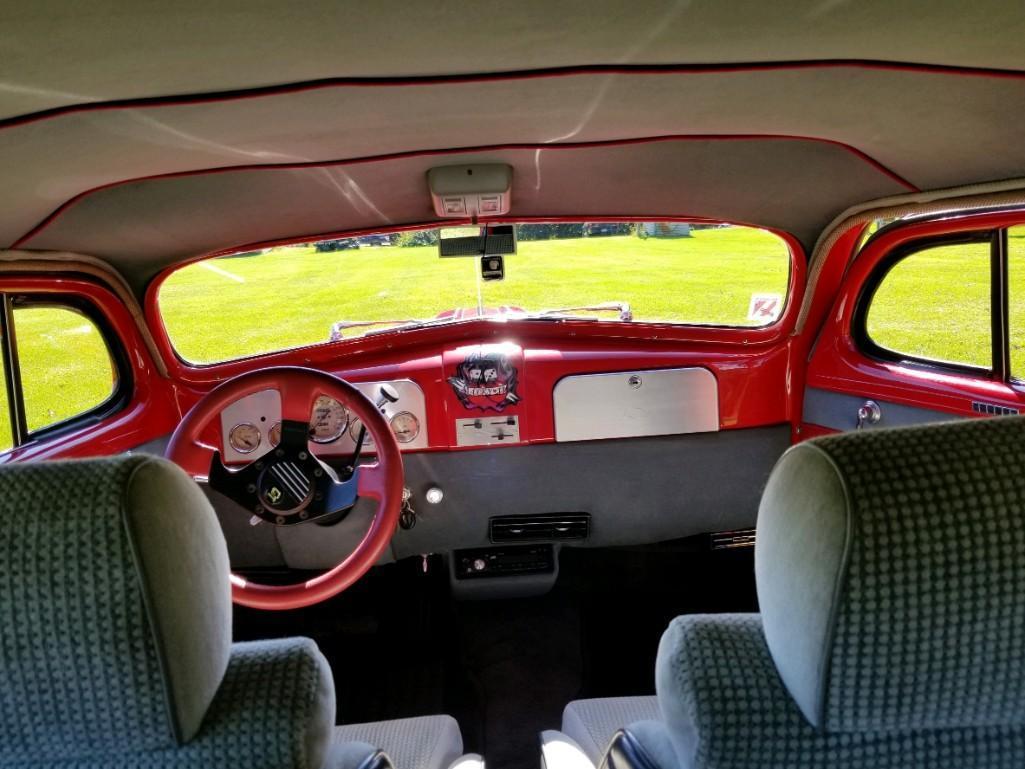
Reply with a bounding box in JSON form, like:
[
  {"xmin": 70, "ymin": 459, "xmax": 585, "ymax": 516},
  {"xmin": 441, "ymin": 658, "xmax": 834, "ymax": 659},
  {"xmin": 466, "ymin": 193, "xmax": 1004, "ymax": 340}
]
[
  {"xmin": 390, "ymin": 411, "xmax": 420, "ymax": 444},
  {"xmin": 228, "ymin": 422, "xmax": 261, "ymax": 454},
  {"xmin": 348, "ymin": 417, "xmax": 375, "ymax": 447},
  {"xmin": 309, "ymin": 395, "xmax": 349, "ymax": 444},
  {"xmin": 268, "ymin": 421, "xmax": 281, "ymax": 447}
]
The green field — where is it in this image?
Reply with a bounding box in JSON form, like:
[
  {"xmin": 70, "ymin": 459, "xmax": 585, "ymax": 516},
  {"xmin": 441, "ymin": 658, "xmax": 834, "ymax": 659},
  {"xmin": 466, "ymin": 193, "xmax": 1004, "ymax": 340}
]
[
  {"xmin": 0, "ymin": 307, "xmax": 116, "ymax": 450},
  {"xmin": 1, "ymin": 225, "xmax": 1023, "ymax": 452}
]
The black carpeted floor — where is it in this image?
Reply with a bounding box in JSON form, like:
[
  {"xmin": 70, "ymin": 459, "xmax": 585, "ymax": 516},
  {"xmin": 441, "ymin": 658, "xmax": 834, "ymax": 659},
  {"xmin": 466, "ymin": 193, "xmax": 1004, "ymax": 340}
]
[
  {"xmin": 454, "ymin": 592, "xmax": 583, "ymax": 768},
  {"xmin": 234, "ymin": 539, "xmax": 757, "ymax": 769}
]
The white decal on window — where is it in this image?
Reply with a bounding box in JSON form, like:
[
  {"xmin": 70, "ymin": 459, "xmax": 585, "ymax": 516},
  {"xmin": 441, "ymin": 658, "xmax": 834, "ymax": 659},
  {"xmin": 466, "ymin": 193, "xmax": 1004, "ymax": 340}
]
[{"xmin": 747, "ymin": 293, "xmax": 783, "ymax": 322}]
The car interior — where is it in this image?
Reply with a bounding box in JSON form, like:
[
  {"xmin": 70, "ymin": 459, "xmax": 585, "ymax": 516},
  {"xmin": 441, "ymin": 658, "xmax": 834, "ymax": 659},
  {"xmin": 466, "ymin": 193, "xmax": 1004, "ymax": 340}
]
[{"xmin": 3, "ymin": 3, "xmax": 1025, "ymax": 769}]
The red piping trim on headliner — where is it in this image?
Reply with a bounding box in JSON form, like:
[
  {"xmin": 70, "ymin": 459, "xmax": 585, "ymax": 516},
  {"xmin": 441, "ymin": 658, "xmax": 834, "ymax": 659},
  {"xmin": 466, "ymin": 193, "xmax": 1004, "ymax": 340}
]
[
  {"xmin": 11, "ymin": 133, "xmax": 918, "ymax": 248},
  {"xmin": 2, "ymin": 58, "xmax": 1025, "ymax": 131}
]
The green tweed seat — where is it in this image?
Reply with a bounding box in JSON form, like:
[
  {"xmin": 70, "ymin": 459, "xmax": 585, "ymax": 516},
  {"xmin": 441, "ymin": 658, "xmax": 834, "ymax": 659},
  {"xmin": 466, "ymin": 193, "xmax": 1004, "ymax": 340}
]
[
  {"xmin": 0, "ymin": 455, "xmax": 464, "ymax": 769},
  {"xmin": 639, "ymin": 417, "xmax": 1025, "ymax": 768}
]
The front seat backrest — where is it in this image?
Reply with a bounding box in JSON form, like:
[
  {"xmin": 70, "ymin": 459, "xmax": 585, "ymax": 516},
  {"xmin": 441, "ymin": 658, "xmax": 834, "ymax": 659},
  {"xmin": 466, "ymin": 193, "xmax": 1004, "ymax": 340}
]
[
  {"xmin": 0, "ymin": 456, "xmax": 336, "ymax": 768},
  {"xmin": 649, "ymin": 417, "xmax": 1025, "ymax": 768}
]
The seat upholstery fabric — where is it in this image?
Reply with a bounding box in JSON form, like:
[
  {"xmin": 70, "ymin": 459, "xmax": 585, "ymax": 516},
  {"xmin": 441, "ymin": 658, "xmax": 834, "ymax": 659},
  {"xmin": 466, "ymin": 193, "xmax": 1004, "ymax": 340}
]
[
  {"xmin": 562, "ymin": 697, "xmax": 661, "ymax": 763},
  {"xmin": 333, "ymin": 716, "xmax": 464, "ymax": 769},
  {"xmin": 656, "ymin": 613, "xmax": 1025, "ymax": 769},
  {"xmin": 0, "ymin": 456, "xmax": 334, "ymax": 768},
  {"xmin": 0, "ymin": 454, "xmax": 471, "ymax": 769},
  {"xmin": 647, "ymin": 416, "xmax": 1025, "ymax": 769},
  {"xmin": 756, "ymin": 417, "xmax": 1025, "ymax": 732}
]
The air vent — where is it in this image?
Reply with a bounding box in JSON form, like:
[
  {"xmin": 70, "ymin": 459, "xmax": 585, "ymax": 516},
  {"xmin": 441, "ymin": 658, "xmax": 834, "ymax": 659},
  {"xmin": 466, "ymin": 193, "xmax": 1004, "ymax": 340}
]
[
  {"xmin": 710, "ymin": 529, "xmax": 756, "ymax": 550},
  {"xmin": 972, "ymin": 401, "xmax": 1019, "ymax": 416},
  {"xmin": 489, "ymin": 513, "xmax": 590, "ymax": 543}
]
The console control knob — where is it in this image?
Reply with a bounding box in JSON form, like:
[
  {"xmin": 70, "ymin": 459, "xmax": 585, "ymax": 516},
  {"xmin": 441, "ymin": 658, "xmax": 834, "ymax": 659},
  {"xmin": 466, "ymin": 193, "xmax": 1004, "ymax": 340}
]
[
  {"xmin": 425, "ymin": 486, "xmax": 444, "ymax": 505},
  {"xmin": 472, "ymin": 558, "xmax": 487, "ymax": 572}
]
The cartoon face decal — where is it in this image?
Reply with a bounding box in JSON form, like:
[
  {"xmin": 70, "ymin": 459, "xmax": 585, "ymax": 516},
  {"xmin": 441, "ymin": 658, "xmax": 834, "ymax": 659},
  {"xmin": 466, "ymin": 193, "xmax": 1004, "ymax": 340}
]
[{"xmin": 448, "ymin": 352, "xmax": 521, "ymax": 411}]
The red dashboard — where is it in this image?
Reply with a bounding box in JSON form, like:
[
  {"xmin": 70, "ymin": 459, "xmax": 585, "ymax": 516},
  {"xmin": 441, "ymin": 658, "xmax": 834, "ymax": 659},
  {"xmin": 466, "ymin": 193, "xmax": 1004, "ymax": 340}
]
[{"xmin": 203, "ymin": 333, "xmax": 790, "ymax": 455}]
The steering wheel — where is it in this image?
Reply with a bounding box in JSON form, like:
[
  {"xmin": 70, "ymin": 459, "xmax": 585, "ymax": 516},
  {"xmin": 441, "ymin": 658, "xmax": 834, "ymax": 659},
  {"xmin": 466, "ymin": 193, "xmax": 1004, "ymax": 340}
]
[{"xmin": 166, "ymin": 367, "xmax": 404, "ymax": 610}]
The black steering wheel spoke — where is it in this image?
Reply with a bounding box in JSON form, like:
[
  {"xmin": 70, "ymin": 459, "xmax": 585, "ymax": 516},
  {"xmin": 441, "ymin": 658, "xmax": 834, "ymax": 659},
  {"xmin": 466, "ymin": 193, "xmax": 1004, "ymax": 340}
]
[
  {"xmin": 310, "ymin": 462, "xmax": 361, "ymax": 517},
  {"xmin": 208, "ymin": 450, "xmax": 262, "ymax": 510}
]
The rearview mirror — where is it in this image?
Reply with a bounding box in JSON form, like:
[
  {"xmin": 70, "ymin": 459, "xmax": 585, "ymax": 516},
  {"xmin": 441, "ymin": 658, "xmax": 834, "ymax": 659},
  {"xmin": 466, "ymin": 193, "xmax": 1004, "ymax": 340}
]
[{"xmin": 439, "ymin": 224, "xmax": 516, "ymax": 258}]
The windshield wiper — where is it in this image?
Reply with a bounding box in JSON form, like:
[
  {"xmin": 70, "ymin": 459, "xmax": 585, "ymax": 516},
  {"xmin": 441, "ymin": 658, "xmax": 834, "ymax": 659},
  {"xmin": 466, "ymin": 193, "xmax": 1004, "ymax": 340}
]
[
  {"xmin": 329, "ymin": 318, "xmax": 423, "ymax": 340},
  {"xmin": 329, "ymin": 315, "xmax": 472, "ymax": 340},
  {"xmin": 528, "ymin": 301, "xmax": 633, "ymax": 322},
  {"xmin": 329, "ymin": 301, "xmax": 633, "ymax": 340}
]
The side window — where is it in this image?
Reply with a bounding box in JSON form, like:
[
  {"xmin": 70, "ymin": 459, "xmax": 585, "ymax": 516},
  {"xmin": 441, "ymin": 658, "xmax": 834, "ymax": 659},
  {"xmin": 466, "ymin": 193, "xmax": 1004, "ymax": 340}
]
[
  {"xmin": 1009, "ymin": 225, "xmax": 1025, "ymax": 379},
  {"xmin": 15, "ymin": 305, "xmax": 117, "ymax": 433},
  {"xmin": 0, "ymin": 298, "xmax": 122, "ymax": 452},
  {"xmin": 0, "ymin": 352, "xmax": 11, "ymax": 452},
  {"xmin": 864, "ymin": 240, "xmax": 992, "ymax": 370}
]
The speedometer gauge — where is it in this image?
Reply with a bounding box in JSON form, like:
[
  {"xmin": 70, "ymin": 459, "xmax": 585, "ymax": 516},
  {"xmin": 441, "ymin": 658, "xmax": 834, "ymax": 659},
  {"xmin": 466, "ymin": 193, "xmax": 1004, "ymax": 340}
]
[
  {"xmin": 309, "ymin": 396, "xmax": 349, "ymax": 443},
  {"xmin": 389, "ymin": 411, "xmax": 420, "ymax": 443},
  {"xmin": 228, "ymin": 422, "xmax": 261, "ymax": 453}
]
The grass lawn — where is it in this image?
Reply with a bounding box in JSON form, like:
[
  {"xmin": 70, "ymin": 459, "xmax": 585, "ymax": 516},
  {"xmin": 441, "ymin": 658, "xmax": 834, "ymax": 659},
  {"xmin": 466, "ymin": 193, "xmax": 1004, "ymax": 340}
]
[
  {"xmin": 0, "ymin": 307, "xmax": 116, "ymax": 449},
  {"xmin": 866, "ymin": 241, "xmax": 992, "ymax": 368},
  {"xmin": 869, "ymin": 226, "xmax": 1025, "ymax": 373},
  {"xmin": 2, "ymin": 225, "xmax": 1023, "ymax": 451}
]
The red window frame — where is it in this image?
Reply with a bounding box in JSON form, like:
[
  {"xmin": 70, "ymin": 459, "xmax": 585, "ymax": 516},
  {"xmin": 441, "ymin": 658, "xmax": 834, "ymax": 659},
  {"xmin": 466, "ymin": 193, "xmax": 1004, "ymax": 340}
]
[{"xmin": 143, "ymin": 216, "xmax": 807, "ymax": 384}]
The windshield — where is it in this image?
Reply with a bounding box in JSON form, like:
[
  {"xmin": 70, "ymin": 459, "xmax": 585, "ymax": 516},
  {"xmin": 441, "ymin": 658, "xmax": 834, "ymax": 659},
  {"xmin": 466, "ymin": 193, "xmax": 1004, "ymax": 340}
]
[{"xmin": 159, "ymin": 222, "xmax": 791, "ymax": 364}]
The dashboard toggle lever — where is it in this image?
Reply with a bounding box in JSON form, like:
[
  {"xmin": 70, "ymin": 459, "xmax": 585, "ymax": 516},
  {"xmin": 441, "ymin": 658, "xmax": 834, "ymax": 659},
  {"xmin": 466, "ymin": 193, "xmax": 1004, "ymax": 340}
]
[{"xmin": 349, "ymin": 385, "xmax": 402, "ymax": 469}]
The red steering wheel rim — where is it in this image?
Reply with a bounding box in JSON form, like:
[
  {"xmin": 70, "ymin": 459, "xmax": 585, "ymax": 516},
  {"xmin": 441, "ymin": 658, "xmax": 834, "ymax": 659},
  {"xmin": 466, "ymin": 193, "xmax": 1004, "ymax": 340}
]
[{"xmin": 166, "ymin": 366, "xmax": 404, "ymax": 610}]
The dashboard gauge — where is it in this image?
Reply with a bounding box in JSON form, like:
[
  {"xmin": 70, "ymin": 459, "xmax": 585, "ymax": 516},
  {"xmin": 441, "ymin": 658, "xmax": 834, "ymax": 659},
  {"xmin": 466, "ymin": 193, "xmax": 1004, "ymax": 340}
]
[
  {"xmin": 309, "ymin": 395, "xmax": 349, "ymax": 444},
  {"xmin": 228, "ymin": 422, "xmax": 261, "ymax": 454},
  {"xmin": 390, "ymin": 411, "xmax": 420, "ymax": 444},
  {"xmin": 348, "ymin": 417, "xmax": 375, "ymax": 447},
  {"xmin": 268, "ymin": 421, "xmax": 281, "ymax": 447}
]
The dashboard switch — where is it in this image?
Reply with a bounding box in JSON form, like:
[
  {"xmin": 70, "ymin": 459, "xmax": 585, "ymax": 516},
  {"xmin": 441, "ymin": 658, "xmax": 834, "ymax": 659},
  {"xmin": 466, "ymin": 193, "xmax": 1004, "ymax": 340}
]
[{"xmin": 456, "ymin": 415, "xmax": 521, "ymax": 447}]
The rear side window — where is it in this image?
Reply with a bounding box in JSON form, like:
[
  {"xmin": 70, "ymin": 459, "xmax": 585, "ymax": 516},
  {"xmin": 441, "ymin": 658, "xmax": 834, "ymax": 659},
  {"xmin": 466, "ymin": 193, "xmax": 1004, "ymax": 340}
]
[
  {"xmin": 0, "ymin": 299, "xmax": 122, "ymax": 452},
  {"xmin": 1008, "ymin": 225, "xmax": 1025, "ymax": 378},
  {"xmin": 864, "ymin": 240, "xmax": 992, "ymax": 370}
]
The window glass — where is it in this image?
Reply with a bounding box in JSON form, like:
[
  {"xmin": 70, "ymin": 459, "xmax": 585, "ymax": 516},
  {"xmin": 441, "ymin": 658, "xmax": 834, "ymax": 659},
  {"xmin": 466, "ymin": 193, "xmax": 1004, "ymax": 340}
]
[
  {"xmin": 1009, "ymin": 226, "xmax": 1025, "ymax": 379},
  {"xmin": 159, "ymin": 222, "xmax": 791, "ymax": 364},
  {"xmin": 866, "ymin": 241, "xmax": 991, "ymax": 369},
  {"xmin": 0, "ymin": 346, "xmax": 11, "ymax": 452},
  {"xmin": 15, "ymin": 305, "xmax": 116, "ymax": 433}
]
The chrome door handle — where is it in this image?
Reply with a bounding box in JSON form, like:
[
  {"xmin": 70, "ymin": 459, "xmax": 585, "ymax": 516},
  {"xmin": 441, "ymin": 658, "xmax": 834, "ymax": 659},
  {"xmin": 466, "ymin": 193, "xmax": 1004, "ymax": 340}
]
[{"xmin": 856, "ymin": 400, "xmax": 882, "ymax": 429}]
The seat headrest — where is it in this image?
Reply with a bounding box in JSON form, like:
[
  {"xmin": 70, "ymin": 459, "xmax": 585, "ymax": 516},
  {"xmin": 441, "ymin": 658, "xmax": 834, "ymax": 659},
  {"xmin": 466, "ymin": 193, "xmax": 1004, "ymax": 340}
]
[
  {"xmin": 756, "ymin": 417, "xmax": 1025, "ymax": 733},
  {"xmin": 0, "ymin": 456, "xmax": 231, "ymax": 762}
]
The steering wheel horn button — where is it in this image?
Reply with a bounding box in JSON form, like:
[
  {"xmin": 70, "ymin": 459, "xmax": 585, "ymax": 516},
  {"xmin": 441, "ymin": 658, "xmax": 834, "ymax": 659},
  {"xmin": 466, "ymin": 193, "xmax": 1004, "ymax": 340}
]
[{"xmin": 258, "ymin": 460, "xmax": 313, "ymax": 515}]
